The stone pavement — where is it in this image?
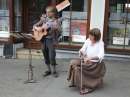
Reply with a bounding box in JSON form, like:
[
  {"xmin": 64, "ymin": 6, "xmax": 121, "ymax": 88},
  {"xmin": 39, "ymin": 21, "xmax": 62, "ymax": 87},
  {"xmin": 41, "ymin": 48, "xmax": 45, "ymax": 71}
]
[{"xmin": 0, "ymin": 58, "xmax": 130, "ymax": 97}]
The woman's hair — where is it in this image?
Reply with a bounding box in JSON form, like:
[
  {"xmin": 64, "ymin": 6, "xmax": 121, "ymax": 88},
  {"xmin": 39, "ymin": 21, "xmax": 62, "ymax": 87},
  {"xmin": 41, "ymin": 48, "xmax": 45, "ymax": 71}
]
[
  {"xmin": 45, "ymin": 6, "xmax": 56, "ymax": 15},
  {"xmin": 89, "ymin": 28, "xmax": 101, "ymax": 41}
]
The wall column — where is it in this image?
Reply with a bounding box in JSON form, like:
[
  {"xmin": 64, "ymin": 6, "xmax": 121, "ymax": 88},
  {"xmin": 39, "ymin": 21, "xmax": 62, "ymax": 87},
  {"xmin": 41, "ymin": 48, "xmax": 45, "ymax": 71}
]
[{"xmin": 90, "ymin": 0, "xmax": 106, "ymax": 39}]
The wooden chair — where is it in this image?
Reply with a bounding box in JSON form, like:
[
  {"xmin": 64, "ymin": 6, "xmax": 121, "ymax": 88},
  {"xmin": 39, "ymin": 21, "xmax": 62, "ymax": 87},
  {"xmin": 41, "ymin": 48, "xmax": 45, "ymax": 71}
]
[{"xmin": 101, "ymin": 79, "xmax": 104, "ymax": 88}]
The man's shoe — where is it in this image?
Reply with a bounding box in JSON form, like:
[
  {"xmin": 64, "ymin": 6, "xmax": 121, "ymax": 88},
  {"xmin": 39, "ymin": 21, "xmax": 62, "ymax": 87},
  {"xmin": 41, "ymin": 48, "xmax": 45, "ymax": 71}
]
[
  {"xmin": 52, "ymin": 72, "xmax": 58, "ymax": 78},
  {"xmin": 43, "ymin": 71, "xmax": 51, "ymax": 77}
]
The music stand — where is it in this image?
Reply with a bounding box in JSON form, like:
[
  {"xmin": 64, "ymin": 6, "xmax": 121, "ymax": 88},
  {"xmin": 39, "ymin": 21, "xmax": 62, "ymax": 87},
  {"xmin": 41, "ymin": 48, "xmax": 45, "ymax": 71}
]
[{"xmin": 10, "ymin": 31, "xmax": 36, "ymax": 84}]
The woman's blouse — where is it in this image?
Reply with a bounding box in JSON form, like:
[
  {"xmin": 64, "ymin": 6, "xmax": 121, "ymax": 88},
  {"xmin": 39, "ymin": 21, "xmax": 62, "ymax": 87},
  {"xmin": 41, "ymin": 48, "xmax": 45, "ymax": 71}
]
[{"xmin": 80, "ymin": 38, "xmax": 104, "ymax": 62}]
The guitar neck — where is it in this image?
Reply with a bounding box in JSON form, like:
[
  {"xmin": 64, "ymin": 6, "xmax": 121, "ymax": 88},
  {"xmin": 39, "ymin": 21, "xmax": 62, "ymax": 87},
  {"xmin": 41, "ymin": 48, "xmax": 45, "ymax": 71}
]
[{"xmin": 42, "ymin": 17, "xmax": 66, "ymax": 30}]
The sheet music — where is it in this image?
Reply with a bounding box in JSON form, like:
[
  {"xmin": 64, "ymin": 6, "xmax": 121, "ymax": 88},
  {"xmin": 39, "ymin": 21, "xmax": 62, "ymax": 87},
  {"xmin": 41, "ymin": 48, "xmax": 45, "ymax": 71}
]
[
  {"xmin": 10, "ymin": 33, "xmax": 24, "ymax": 38},
  {"xmin": 26, "ymin": 34, "xmax": 36, "ymax": 39},
  {"xmin": 10, "ymin": 32, "xmax": 35, "ymax": 39},
  {"xmin": 21, "ymin": 33, "xmax": 35, "ymax": 39}
]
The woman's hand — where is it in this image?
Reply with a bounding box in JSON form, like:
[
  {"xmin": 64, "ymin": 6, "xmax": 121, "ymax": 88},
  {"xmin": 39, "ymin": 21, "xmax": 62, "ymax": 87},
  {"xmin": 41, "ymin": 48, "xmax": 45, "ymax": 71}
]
[
  {"xmin": 79, "ymin": 50, "xmax": 84, "ymax": 57},
  {"xmin": 84, "ymin": 57, "xmax": 91, "ymax": 64}
]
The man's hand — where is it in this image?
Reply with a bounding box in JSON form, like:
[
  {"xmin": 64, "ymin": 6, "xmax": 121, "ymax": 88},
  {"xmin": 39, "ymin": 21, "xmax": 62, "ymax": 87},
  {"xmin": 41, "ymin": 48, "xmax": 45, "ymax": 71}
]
[
  {"xmin": 40, "ymin": 17, "xmax": 44, "ymax": 20},
  {"xmin": 53, "ymin": 21, "xmax": 58, "ymax": 29},
  {"xmin": 35, "ymin": 27, "xmax": 42, "ymax": 32},
  {"xmin": 79, "ymin": 50, "xmax": 84, "ymax": 57}
]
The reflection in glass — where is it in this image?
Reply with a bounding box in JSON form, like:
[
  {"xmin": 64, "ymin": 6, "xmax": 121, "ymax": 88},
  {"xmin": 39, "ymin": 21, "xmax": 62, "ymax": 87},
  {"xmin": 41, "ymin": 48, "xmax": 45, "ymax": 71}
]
[
  {"xmin": 14, "ymin": 0, "xmax": 22, "ymax": 16},
  {"xmin": 29, "ymin": 0, "xmax": 38, "ymax": 12},
  {"xmin": 14, "ymin": 17, "xmax": 22, "ymax": 31},
  {"xmin": 28, "ymin": 13, "xmax": 39, "ymax": 28},
  {"xmin": 13, "ymin": 0, "xmax": 23, "ymax": 41},
  {"xmin": 28, "ymin": 0, "xmax": 48, "ymax": 28},
  {"xmin": 39, "ymin": 0, "xmax": 48, "ymax": 12}
]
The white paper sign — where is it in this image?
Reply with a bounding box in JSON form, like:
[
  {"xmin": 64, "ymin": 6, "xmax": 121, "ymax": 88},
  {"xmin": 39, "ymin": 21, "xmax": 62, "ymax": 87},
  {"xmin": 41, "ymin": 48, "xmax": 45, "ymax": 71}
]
[
  {"xmin": 56, "ymin": 0, "xmax": 70, "ymax": 12},
  {"xmin": 0, "ymin": 10, "xmax": 5, "ymax": 20},
  {"xmin": 113, "ymin": 37, "xmax": 129, "ymax": 45},
  {"xmin": 72, "ymin": 35, "xmax": 86, "ymax": 42},
  {"xmin": 62, "ymin": 20, "xmax": 70, "ymax": 36}
]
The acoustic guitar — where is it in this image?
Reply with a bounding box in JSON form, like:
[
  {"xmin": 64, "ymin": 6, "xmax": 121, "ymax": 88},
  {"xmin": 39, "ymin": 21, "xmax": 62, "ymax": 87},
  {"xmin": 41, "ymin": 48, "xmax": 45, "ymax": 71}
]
[
  {"xmin": 34, "ymin": 24, "xmax": 50, "ymax": 41},
  {"xmin": 34, "ymin": 17, "xmax": 65, "ymax": 41}
]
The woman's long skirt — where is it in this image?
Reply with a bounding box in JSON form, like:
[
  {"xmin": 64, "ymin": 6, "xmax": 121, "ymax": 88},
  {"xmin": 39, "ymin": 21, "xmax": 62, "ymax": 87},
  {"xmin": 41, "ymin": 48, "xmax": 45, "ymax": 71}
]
[{"xmin": 67, "ymin": 58, "xmax": 106, "ymax": 89}]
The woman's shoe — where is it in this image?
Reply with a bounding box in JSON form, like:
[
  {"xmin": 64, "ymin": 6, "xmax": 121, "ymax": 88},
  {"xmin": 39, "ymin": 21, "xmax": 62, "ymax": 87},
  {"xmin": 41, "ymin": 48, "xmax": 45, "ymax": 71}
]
[{"xmin": 79, "ymin": 88, "xmax": 92, "ymax": 95}]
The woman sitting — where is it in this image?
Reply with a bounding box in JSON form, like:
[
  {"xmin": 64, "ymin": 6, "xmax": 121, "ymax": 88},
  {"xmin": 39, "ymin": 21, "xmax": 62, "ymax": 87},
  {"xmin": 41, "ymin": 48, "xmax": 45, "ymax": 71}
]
[{"xmin": 67, "ymin": 28, "xmax": 106, "ymax": 95}]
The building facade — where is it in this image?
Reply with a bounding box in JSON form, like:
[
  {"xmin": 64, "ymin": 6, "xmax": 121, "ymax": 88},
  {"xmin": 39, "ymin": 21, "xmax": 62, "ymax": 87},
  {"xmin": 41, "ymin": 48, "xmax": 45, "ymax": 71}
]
[{"xmin": 0, "ymin": 0, "xmax": 130, "ymax": 57}]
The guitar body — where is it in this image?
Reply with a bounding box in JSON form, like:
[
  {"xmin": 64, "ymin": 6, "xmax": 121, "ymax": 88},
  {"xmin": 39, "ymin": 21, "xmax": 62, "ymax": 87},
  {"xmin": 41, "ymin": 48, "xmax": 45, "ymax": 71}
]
[{"xmin": 34, "ymin": 24, "xmax": 49, "ymax": 41}]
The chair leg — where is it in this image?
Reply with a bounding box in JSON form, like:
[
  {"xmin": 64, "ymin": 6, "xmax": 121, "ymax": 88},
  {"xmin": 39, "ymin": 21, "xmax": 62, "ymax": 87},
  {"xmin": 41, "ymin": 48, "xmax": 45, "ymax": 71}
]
[{"xmin": 101, "ymin": 79, "xmax": 104, "ymax": 88}]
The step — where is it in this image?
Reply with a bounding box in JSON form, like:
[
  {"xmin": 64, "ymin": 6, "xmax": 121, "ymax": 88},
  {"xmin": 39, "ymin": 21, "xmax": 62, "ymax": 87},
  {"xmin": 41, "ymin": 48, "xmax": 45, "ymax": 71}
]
[
  {"xmin": 16, "ymin": 48, "xmax": 44, "ymax": 59},
  {"xmin": 16, "ymin": 48, "xmax": 130, "ymax": 61},
  {"xmin": 56, "ymin": 49, "xmax": 130, "ymax": 61}
]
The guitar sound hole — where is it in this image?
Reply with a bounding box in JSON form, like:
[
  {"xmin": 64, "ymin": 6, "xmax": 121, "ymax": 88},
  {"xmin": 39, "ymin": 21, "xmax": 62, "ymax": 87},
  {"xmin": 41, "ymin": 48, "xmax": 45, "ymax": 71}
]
[{"xmin": 42, "ymin": 29, "xmax": 44, "ymax": 32}]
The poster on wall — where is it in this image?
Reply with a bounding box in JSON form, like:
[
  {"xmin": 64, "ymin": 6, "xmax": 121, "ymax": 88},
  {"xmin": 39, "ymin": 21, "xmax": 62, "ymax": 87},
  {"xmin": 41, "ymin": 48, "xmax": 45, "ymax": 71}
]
[
  {"xmin": 71, "ymin": 22, "xmax": 87, "ymax": 42},
  {"xmin": 0, "ymin": 20, "xmax": 10, "ymax": 41},
  {"xmin": 109, "ymin": 27, "xmax": 129, "ymax": 45},
  {"xmin": 71, "ymin": 22, "xmax": 87, "ymax": 36},
  {"xmin": 61, "ymin": 11, "xmax": 87, "ymax": 42},
  {"xmin": 62, "ymin": 20, "xmax": 70, "ymax": 36},
  {"xmin": 0, "ymin": 10, "xmax": 5, "ymax": 31},
  {"xmin": 61, "ymin": 22, "xmax": 87, "ymax": 36},
  {"xmin": 61, "ymin": 22, "xmax": 87, "ymax": 42},
  {"xmin": 109, "ymin": 27, "xmax": 129, "ymax": 38}
]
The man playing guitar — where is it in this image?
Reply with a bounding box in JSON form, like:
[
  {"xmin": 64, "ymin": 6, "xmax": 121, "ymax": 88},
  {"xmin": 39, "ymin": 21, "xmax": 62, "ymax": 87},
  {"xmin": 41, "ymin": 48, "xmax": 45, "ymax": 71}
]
[{"xmin": 33, "ymin": 6, "xmax": 62, "ymax": 78}]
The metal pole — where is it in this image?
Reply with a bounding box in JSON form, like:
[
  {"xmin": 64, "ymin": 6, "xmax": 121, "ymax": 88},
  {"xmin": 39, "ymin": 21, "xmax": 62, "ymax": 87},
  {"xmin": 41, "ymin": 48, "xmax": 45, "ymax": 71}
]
[{"xmin": 24, "ymin": 39, "xmax": 36, "ymax": 84}]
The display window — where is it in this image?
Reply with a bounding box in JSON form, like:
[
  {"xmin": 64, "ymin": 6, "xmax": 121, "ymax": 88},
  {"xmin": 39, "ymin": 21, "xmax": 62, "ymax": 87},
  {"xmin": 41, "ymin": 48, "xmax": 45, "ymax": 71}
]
[
  {"xmin": 0, "ymin": 0, "xmax": 9, "ymax": 41},
  {"xmin": 56, "ymin": 0, "xmax": 88, "ymax": 47},
  {"xmin": 106, "ymin": 0, "xmax": 130, "ymax": 50}
]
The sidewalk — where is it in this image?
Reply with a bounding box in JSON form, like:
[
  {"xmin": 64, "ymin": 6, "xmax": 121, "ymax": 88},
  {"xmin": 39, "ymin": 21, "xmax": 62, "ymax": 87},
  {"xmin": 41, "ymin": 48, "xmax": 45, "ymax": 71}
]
[{"xmin": 0, "ymin": 58, "xmax": 130, "ymax": 97}]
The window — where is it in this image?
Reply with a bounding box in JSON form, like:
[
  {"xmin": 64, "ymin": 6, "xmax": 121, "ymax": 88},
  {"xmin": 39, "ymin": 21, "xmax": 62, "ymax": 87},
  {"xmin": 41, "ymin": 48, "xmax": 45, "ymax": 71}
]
[
  {"xmin": 57, "ymin": 0, "xmax": 88, "ymax": 47},
  {"xmin": 117, "ymin": 3, "xmax": 123, "ymax": 12},
  {"xmin": 0, "ymin": 0, "xmax": 9, "ymax": 41},
  {"xmin": 106, "ymin": 0, "xmax": 130, "ymax": 50},
  {"xmin": 28, "ymin": 0, "xmax": 48, "ymax": 28}
]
